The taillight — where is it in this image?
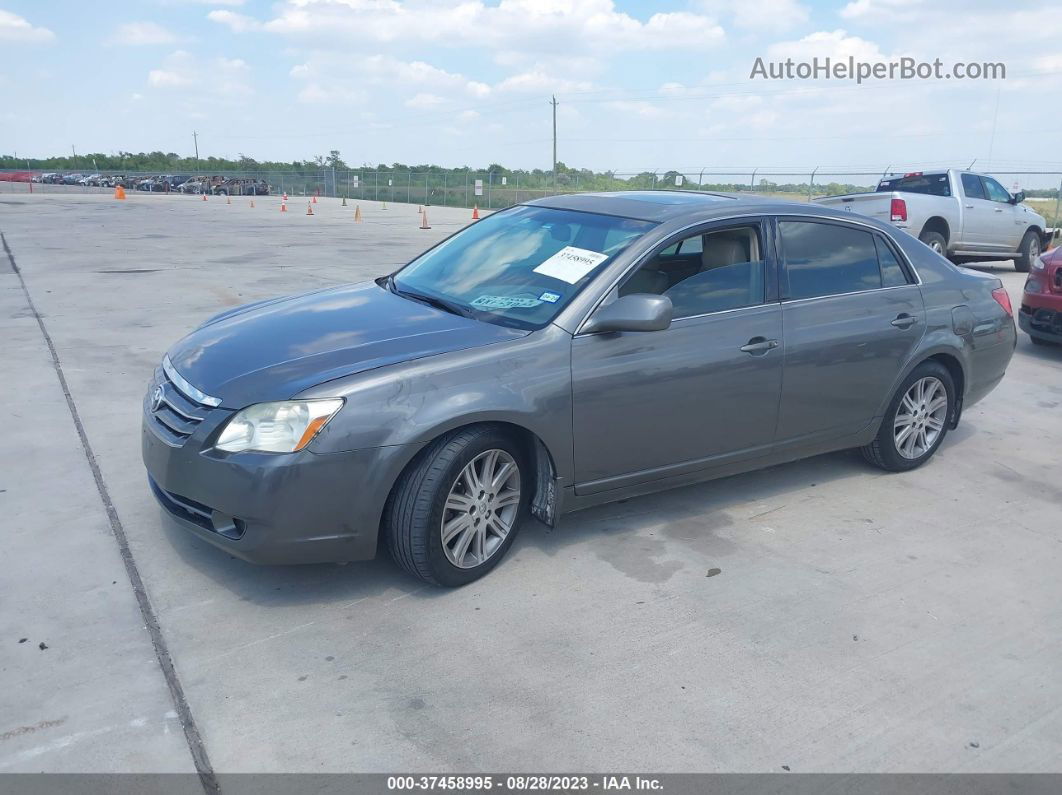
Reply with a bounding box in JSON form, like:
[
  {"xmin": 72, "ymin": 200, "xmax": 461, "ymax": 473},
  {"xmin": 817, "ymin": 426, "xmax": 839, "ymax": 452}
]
[
  {"xmin": 991, "ymin": 287, "xmax": 1013, "ymax": 317},
  {"xmin": 890, "ymin": 198, "xmax": 907, "ymax": 222}
]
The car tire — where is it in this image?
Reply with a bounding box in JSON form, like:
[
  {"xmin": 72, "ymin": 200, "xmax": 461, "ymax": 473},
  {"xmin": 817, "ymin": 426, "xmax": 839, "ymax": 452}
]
[
  {"xmin": 385, "ymin": 425, "xmax": 528, "ymax": 587},
  {"xmin": 1015, "ymin": 230, "xmax": 1041, "ymax": 273},
  {"xmin": 919, "ymin": 230, "xmax": 947, "ymax": 257},
  {"xmin": 862, "ymin": 360, "xmax": 955, "ymax": 473},
  {"xmin": 1029, "ymin": 335, "xmax": 1052, "ymax": 346}
]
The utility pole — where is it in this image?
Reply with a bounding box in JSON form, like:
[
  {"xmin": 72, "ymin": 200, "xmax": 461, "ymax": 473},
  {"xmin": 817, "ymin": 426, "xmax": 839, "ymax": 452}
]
[
  {"xmin": 550, "ymin": 94, "xmax": 558, "ymax": 191},
  {"xmin": 71, "ymin": 144, "xmax": 77, "ymax": 170},
  {"xmin": 193, "ymin": 130, "xmax": 200, "ymax": 175}
]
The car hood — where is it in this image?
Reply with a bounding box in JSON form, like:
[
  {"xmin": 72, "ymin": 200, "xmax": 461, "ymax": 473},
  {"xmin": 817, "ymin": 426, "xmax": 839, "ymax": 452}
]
[{"xmin": 165, "ymin": 281, "xmax": 527, "ymax": 407}]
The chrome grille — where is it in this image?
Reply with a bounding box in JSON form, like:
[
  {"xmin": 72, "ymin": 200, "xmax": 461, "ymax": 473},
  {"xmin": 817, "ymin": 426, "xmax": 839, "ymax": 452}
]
[{"xmin": 146, "ymin": 361, "xmax": 215, "ymax": 446}]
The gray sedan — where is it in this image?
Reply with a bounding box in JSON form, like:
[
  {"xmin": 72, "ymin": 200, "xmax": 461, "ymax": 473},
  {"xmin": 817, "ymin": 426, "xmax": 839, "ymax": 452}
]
[{"xmin": 142, "ymin": 191, "xmax": 1016, "ymax": 585}]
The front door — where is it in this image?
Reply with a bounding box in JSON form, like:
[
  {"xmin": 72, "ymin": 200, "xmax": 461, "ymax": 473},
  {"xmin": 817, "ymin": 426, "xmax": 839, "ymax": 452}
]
[{"xmin": 571, "ymin": 220, "xmax": 783, "ymax": 495}]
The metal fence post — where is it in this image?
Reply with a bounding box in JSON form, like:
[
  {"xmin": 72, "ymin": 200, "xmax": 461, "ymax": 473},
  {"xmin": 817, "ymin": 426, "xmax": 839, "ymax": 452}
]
[
  {"xmin": 1054, "ymin": 176, "xmax": 1062, "ymax": 228},
  {"xmin": 487, "ymin": 171, "xmax": 493, "ymax": 209},
  {"xmin": 808, "ymin": 167, "xmax": 818, "ymax": 202}
]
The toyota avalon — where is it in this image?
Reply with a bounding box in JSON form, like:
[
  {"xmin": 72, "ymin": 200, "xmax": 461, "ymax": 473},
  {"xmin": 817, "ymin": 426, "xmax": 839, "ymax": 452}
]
[{"xmin": 143, "ymin": 191, "xmax": 1016, "ymax": 585}]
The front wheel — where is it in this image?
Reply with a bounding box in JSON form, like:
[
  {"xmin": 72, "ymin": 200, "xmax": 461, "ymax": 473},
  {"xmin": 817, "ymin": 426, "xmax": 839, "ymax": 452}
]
[
  {"xmin": 862, "ymin": 361, "xmax": 955, "ymax": 472},
  {"xmin": 385, "ymin": 426, "xmax": 527, "ymax": 586},
  {"xmin": 1015, "ymin": 230, "xmax": 1041, "ymax": 273}
]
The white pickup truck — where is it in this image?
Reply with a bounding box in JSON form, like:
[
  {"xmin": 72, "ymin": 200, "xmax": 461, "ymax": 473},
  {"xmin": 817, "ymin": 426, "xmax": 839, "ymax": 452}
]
[{"xmin": 815, "ymin": 169, "xmax": 1050, "ymax": 272}]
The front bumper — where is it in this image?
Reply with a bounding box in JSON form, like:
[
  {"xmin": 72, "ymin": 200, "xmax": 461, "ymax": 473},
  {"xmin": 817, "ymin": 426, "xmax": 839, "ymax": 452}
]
[{"xmin": 142, "ymin": 412, "xmax": 419, "ymax": 565}]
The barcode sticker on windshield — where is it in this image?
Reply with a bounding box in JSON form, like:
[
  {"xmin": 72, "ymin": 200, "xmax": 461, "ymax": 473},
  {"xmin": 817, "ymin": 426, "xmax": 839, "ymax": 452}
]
[
  {"xmin": 533, "ymin": 246, "xmax": 609, "ymax": 284},
  {"xmin": 472, "ymin": 295, "xmax": 542, "ymax": 309}
]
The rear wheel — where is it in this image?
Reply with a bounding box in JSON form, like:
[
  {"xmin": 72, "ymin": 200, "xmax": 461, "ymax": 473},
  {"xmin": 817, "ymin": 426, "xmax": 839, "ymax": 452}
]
[
  {"xmin": 862, "ymin": 361, "xmax": 955, "ymax": 472},
  {"xmin": 385, "ymin": 426, "xmax": 527, "ymax": 586},
  {"xmin": 1015, "ymin": 230, "xmax": 1041, "ymax": 273},
  {"xmin": 919, "ymin": 230, "xmax": 947, "ymax": 256}
]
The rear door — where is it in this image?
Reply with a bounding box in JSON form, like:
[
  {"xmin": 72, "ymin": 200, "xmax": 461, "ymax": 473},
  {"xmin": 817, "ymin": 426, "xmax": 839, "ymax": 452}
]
[{"xmin": 775, "ymin": 218, "xmax": 925, "ymax": 449}]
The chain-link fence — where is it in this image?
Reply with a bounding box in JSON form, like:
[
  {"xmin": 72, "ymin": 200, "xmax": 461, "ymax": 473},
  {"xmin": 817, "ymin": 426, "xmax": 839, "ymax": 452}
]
[{"xmin": 4, "ymin": 167, "xmax": 1061, "ymax": 225}]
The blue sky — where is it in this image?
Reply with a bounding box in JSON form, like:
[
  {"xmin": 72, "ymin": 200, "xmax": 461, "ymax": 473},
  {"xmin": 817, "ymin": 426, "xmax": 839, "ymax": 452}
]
[{"xmin": 2, "ymin": 0, "xmax": 1060, "ymax": 182}]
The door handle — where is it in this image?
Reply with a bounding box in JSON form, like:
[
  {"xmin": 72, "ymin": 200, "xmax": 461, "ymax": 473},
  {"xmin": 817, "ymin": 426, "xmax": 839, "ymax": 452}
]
[
  {"xmin": 740, "ymin": 337, "xmax": 779, "ymax": 355},
  {"xmin": 891, "ymin": 313, "xmax": 918, "ymax": 329},
  {"xmin": 994, "ymin": 208, "xmax": 1003, "ymax": 213},
  {"xmin": 964, "ymin": 204, "xmax": 974, "ymax": 209}
]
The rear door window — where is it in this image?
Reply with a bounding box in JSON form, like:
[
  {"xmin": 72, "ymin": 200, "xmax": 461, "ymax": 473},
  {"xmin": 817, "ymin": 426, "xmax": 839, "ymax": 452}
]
[
  {"xmin": 780, "ymin": 221, "xmax": 880, "ymax": 299},
  {"xmin": 961, "ymin": 173, "xmax": 986, "ymax": 199}
]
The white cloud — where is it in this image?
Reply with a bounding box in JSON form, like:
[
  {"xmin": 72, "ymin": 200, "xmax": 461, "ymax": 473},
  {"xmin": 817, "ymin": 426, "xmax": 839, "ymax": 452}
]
[
  {"xmin": 604, "ymin": 100, "xmax": 664, "ymax": 119},
  {"xmin": 495, "ymin": 69, "xmax": 593, "ymax": 94},
  {"xmin": 840, "ymin": 0, "xmax": 921, "ymax": 20},
  {"xmin": 110, "ymin": 22, "xmax": 180, "ymax": 46},
  {"xmin": 147, "ymin": 51, "xmax": 253, "ymax": 98},
  {"xmin": 767, "ymin": 29, "xmax": 888, "ymax": 62},
  {"xmin": 0, "ymin": 9, "xmax": 55, "ymax": 42},
  {"xmin": 698, "ymin": 0, "xmax": 808, "ymax": 33},
  {"xmin": 207, "ymin": 10, "xmax": 262, "ymax": 33},
  {"xmin": 259, "ymin": 0, "xmax": 724, "ymax": 53},
  {"xmin": 405, "ymin": 92, "xmax": 445, "ymax": 109}
]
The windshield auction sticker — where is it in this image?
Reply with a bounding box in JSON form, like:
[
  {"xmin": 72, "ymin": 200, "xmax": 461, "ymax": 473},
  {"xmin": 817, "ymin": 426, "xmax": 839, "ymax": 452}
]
[
  {"xmin": 472, "ymin": 295, "xmax": 542, "ymax": 309},
  {"xmin": 533, "ymin": 246, "xmax": 609, "ymax": 284}
]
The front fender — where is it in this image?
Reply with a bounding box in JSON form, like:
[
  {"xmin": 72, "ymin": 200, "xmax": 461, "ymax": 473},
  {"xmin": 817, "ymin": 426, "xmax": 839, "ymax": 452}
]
[{"xmin": 299, "ymin": 324, "xmax": 576, "ymax": 481}]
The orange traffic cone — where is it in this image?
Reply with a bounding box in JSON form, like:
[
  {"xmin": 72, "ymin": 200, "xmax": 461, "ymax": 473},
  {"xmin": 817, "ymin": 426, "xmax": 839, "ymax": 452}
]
[
  {"xmin": 354, "ymin": 205, "xmax": 362, "ymax": 223},
  {"xmin": 419, "ymin": 208, "xmax": 430, "ymax": 230},
  {"xmin": 114, "ymin": 185, "xmax": 126, "ymax": 200},
  {"xmin": 280, "ymin": 201, "xmax": 287, "ymax": 213},
  {"xmin": 283, "ymin": 192, "xmax": 288, "ymax": 202},
  {"xmin": 472, "ymin": 204, "xmax": 480, "ymax": 220},
  {"xmin": 202, "ymin": 194, "xmax": 208, "ymax": 201},
  {"xmin": 306, "ymin": 201, "xmax": 314, "ymax": 216},
  {"xmin": 312, "ymin": 194, "xmax": 318, "ymax": 204},
  {"xmin": 249, "ymin": 199, "xmax": 255, "ymax": 208}
]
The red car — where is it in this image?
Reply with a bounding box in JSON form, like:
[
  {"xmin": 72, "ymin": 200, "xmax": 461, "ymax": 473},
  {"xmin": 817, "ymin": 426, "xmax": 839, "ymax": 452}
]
[{"xmin": 1020, "ymin": 243, "xmax": 1062, "ymax": 345}]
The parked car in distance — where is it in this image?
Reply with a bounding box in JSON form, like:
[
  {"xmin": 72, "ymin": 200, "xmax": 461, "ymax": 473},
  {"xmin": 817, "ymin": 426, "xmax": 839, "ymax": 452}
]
[
  {"xmin": 61, "ymin": 173, "xmax": 84, "ymax": 185},
  {"xmin": 1019, "ymin": 245, "xmax": 1062, "ymax": 345},
  {"xmin": 816, "ymin": 169, "xmax": 1050, "ymax": 272},
  {"xmin": 78, "ymin": 173, "xmax": 103, "ymax": 186},
  {"xmin": 143, "ymin": 191, "xmax": 1016, "ymax": 586},
  {"xmin": 32, "ymin": 173, "xmax": 51, "ymax": 183}
]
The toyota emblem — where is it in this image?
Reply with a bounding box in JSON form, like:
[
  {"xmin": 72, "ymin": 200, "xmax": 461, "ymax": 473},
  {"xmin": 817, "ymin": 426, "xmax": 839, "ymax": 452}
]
[{"xmin": 150, "ymin": 385, "xmax": 164, "ymax": 412}]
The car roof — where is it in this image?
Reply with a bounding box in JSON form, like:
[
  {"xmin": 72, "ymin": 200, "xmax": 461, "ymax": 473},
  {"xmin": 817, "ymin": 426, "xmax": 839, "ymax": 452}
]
[{"xmin": 523, "ymin": 190, "xmax": 870, "ymax": 225}]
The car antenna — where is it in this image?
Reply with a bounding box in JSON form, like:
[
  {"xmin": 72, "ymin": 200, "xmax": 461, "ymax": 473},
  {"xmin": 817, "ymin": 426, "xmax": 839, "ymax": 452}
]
[{"xmin": 966, "ymin": 159, "xmax": 977, "ymax": 170}]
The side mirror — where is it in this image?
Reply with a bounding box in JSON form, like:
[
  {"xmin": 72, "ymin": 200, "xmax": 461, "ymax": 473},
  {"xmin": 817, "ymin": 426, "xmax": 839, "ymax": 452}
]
[
  {"xmin": 1012, "ymin": 191, "xmax": 1026, "ymax": 204},
  {"xmin": 582, "ymin": 293, "xmax": 673, "ymax": 334}
]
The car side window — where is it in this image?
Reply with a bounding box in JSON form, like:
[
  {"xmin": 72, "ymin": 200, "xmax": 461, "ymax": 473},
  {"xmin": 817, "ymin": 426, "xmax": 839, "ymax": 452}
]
[
  {"xmin": 982, "ymin": 177, "xmax": 1011, "ymax": 203},
  {"xmin": 875, "ymin": 235, "xmax": 910, "ymax": 288},
  {"xmin": 780, "ymin": 221, "xmax": 881, "ymax": 299},
  {"xmin": 619, "ymin": 224, "xmax": 766, "ymax": 318},
  {"xmin": 961, "ymin": 173, "xmax": 986, "ymax": 200}
]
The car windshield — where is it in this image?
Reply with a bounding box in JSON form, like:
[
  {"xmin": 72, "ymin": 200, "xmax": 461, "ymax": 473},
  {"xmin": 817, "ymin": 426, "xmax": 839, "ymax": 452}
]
[{"xmin": 393, "ymin": 206, "xmax": 656, "ymax": 329}]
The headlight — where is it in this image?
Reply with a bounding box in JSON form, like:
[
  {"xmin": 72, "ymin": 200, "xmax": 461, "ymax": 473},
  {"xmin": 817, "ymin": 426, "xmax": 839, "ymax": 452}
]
[
  {"xmin": 1031, "ymin": 255, "xmax": 1046, "ymax": 272},
  {"xmin": 215, "ymin": 399, "xmax": 344, "ymax": 453}
]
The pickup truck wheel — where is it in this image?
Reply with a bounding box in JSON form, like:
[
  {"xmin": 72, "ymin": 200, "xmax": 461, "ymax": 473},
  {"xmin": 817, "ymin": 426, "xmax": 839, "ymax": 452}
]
[
  {"xmin": 385, "ymin": 426, "xmax": 528, "ymax": 587},
  {"xmin": 862, "ymin": 361, "xmax": 954, "ymax": 473},
  {"xmin": 1015, "ymin": 231, "xmax": 1040, "ymax": 273},
  {"xmin": 919, "ymin": 230, "xmax": 947, "ymax": 256}
]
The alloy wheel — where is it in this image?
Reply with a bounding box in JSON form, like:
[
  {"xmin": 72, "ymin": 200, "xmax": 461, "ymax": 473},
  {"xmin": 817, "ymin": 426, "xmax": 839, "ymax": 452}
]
[
  {"xmin": 441, "ymin": 449, "xmax": 521, "ymax": 569},
  {"xmin": 894, "ymin": 376, "xmax": 948, "ymax": 459}
]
